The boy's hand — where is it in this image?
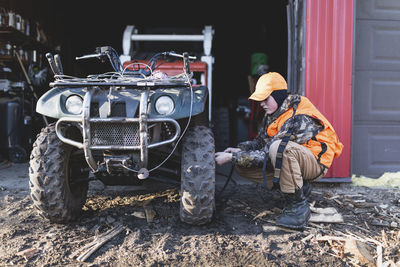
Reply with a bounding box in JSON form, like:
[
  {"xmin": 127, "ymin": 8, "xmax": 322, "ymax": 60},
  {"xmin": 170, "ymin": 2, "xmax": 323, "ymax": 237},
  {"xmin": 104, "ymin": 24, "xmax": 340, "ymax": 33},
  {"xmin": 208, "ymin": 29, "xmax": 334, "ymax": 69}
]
[
  {"xmin": 223, "ymin": 147, "xmax": 241, "ymax": 153},
  {"xmin": 215, "ymin": 152, "xmax": 233, "ymax": 166}
]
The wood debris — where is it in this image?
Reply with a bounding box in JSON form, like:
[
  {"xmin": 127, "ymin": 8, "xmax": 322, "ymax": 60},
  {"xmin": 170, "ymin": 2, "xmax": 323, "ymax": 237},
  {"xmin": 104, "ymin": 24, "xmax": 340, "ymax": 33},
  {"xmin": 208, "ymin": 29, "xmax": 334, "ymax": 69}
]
[
  {"xmin": 16, "ymin": 247, "xmax": 40, "ymax": 260},
  {"xmin": 132, "ymin": 211, "xmax": 146, "ymax": 219},
  {"xmin": 344, "ymin": 239, "xmax": 375, "ymax": 267},
  {"xmin": 226, "ymin": 187, "xmax": 399, "ymax": 265},
  {"xmin": 313, "ymin": 225, "xmax": 400, "ymax": 267},
  {"xmin": 377, "ymin": 245, "xmax": 383, "ymax": 267},
  {"xmin": 301, "ymin": 233, "xmax": 314, "ymax": 243},
  {"xmin": 310, "ymin": 207, "xmax": 339, "ymax": 214},
  {"xmin": 309, "ymin": 213, "xmax": 344, "ymax": 223},
  {"xmin": 332, "ymin": 198, "xmax": 343, "ymax": 205},
  {"xmin": 371, "ymin": 219, "xmax": 390, "ymax": 227},
  {"xmin": 309, "ymin": 206, "xmax": 344, "ymax": 223},
  {"xmin": 262, "ymin": 224, "xmax": 298, "ymax": 233},
  {"xmin": 314, "ymin": 232, "xmax": 378, "ymax": 266},
  {"xmin": 311, "ymin": 191, "xmax": 323, "ymax": 195},
  {"xmin": 70, "ymin": 224, "xmax": 126, "ymax": 262},
  {"xmin": 144, "ymin": 206, "xmax": 156, "ymax": 223},
  {"xmin": 346, "ymin": 194, "xmax": 364, "ymax": 198},
  {"xmin": 381, "ymin": 229, "xmax": 388, "ymax": 247},
  {"xmin": 306, "ymin": 222, "xmax": 324, "ymax": 229},
  {"xmin": 315, "ymin": 235, "xmax": 347, "ymax": 242},
  {"xmin": 253, "ymin": 210, "xmax": 274, "ymax": 220},
  {"xmin": 326, "ymin": 195, "xmax": 341, "ymax": 200},
  {"xmin": 346, "ymin": 200, "xmax": 377, "ymax": 208}
]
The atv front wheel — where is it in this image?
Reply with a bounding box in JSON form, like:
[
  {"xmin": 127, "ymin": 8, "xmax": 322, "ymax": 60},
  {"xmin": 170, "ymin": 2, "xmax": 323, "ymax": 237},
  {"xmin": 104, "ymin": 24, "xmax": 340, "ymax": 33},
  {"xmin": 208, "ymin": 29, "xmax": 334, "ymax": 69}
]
[
  {"xmin": 29, "ymin": 123, "xmax": 89, "ymax": 223},
  {"xmin": 180, "ymin": 125, "xmax": 215, "ymax": 225}
]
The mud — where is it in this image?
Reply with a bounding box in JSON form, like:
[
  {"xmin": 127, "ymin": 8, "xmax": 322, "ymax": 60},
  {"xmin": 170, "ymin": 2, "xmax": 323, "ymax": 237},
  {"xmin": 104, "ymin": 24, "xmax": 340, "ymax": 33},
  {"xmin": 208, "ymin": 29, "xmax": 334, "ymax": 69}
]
[{"xmin": 0, "ymin": 162, "xmax": 399, "ymax": 266}]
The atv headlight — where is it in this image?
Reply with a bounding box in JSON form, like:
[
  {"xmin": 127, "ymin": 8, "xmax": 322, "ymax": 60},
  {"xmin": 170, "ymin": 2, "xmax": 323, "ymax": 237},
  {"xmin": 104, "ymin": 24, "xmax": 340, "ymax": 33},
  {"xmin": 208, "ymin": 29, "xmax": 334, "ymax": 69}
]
[
  {"xmin": 155, "ymin": 96, "xmax": 174, "ymax": 115},
  {"xmin": 65, "ymin": 95, "xmax": 83, "ymax": 115}
]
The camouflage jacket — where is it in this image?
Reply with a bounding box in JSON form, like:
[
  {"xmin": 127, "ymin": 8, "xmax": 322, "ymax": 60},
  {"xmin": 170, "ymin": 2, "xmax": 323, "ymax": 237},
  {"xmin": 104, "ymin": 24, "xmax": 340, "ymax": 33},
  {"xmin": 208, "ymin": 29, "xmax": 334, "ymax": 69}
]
[{"xmin": 232, "ymin": 94, "xmax": 324, "ymax": 168}]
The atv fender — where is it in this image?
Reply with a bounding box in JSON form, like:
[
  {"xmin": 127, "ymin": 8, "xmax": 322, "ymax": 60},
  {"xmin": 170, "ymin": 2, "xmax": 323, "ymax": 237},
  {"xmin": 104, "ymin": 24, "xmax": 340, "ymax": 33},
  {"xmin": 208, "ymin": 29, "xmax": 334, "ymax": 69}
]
[
  {"xmin": 149, "ymin": 86, "xmax": 208, "ymax": 119},
  {"xmin": 36, "ymin": 85, "xmax": 208, "ymax": 120},
  {"xmin": 36, "ymin": 87, "xmax": 86, "ymax": 119}
]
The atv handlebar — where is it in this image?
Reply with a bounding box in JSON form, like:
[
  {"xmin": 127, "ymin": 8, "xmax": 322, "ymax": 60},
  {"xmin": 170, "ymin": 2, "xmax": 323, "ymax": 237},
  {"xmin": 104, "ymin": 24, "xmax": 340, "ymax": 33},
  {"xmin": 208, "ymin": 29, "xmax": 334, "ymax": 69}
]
[
  {"xmin": 162, "ymin": 51, "xmax": 196, "ymax": 61},
  {"xmin": 75, "ymin": 49, "xmax": 196, "ymax": 61},
  {"xmin": 74, "ymin": 46, "xmax": 196, "ymax": 76},
  {"xmin": 75, "ymin": 53, "xmax": 102, "ymax": 60}
]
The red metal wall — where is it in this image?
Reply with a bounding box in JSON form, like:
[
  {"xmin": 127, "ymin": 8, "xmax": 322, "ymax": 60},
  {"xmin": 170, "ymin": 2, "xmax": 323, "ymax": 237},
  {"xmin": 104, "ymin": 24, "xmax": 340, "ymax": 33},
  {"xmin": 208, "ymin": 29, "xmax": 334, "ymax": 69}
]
[{"xmin": 304, "ymin": 0, "xmax": 353, "ymax": 177}]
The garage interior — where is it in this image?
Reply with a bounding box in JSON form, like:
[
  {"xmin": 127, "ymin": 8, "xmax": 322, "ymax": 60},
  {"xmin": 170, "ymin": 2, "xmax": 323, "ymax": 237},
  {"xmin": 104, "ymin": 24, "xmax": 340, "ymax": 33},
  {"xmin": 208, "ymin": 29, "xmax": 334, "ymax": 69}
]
[{"xmin": 0, "ymin": 0, "xmax": 290, "ymax": 163}]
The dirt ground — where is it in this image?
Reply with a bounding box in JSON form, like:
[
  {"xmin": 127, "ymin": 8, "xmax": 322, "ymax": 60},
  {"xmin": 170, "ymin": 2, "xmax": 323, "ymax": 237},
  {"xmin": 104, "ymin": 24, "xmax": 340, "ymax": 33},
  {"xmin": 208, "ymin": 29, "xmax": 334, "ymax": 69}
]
[{"xmin": 0, "ymin": 161, "xmax": 399, "ymax": 267}]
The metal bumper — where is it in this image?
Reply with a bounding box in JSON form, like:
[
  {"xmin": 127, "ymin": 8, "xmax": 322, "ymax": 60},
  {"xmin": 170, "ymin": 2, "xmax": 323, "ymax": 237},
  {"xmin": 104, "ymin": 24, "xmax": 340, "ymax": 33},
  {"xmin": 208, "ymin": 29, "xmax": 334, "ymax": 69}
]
[{"xmin": 55, "ymin": 88, "xmax": 181, "ymax": 172}]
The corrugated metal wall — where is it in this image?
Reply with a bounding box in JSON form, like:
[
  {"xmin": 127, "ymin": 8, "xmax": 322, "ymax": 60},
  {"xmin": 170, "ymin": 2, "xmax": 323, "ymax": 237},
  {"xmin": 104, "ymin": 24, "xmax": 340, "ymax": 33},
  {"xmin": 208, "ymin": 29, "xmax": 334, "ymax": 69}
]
[{"xmin": 304, "ymin": 0, "xmax": 353, "ymax": 177}]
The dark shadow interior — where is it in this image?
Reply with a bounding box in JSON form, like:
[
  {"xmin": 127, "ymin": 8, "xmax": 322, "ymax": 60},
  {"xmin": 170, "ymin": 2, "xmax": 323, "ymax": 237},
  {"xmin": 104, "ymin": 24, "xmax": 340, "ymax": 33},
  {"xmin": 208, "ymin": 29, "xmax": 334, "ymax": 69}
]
[{"xmin": 0, "ymin": 0, "xmax": 289, "ymax": 153}]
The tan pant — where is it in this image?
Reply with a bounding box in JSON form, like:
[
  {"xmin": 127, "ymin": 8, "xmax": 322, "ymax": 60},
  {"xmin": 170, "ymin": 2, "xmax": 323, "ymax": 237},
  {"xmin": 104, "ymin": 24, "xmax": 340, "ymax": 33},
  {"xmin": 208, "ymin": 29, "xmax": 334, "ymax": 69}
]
[{"xmin": 235, "ymin": 141, "xmax": 328, "ymax": 193}]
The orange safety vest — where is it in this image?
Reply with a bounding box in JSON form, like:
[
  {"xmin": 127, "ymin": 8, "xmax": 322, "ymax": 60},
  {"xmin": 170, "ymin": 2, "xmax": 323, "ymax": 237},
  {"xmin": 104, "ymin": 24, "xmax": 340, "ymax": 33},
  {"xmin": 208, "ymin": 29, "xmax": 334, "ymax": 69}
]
[{"xmin": 266, "ymin": 96, "xmax": 343, "ymax": 168}]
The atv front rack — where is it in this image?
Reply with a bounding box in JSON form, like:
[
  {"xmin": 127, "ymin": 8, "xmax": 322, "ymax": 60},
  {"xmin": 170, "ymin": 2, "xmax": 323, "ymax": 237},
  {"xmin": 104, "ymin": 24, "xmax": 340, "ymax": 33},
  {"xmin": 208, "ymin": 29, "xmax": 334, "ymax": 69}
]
[
  {"xmin": 49, "ymin": 72, "xmax": 191, "ymax": 88},
  {"xmin": 50, "ymin": 80, "xmax": 189, "ymax": 88},
  {"xmin": 55, "ymin": 88, "xmax": 181, "ymax": 172}
]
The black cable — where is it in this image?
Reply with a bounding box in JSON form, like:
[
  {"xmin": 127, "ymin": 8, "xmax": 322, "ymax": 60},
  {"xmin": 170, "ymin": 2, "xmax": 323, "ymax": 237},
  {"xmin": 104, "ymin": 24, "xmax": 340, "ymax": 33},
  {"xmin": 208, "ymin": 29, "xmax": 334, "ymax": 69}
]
[
  {"xmin": 105, "ymin": 47, "xmax": 124, "ymax": 73},
  {"xmin": 142, "ymin": 52, "xmax": 170, "ymax": 75},
  {"xmin": 153, "ymin": 62, "xmax": 165, "ymax": 71},
  {"xmin": 107, "ymin": 53, "xmax": 121, "ymax": 73},
  {"xmin": 216, "ymin": 164, "xmax": 235, "ymax": 197}
]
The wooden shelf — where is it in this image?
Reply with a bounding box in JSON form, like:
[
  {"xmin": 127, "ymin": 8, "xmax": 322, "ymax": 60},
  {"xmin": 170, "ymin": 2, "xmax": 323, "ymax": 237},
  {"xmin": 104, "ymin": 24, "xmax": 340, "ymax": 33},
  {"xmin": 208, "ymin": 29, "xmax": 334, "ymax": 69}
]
[
  {"xmin": 0, "ymin": 55, "xmax": 14, "ymax": 62},
  {"xmin": 0, "ymin": 26, "xmax": 52, "ymax": 52}
]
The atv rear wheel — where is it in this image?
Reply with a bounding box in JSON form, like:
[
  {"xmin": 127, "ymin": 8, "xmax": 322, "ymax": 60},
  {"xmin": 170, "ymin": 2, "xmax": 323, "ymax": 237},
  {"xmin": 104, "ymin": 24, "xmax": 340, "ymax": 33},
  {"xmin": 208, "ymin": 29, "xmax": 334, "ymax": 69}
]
[
  {"xmin": 29, "ymin": 123, "xmax": 89, "ymax": 223},
  {"xmin": 180, "ymin": 125, "xmax": 215, "ymax": 225}
]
